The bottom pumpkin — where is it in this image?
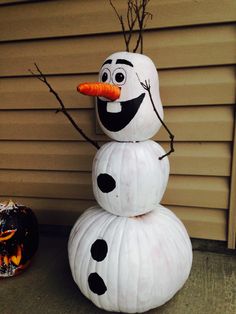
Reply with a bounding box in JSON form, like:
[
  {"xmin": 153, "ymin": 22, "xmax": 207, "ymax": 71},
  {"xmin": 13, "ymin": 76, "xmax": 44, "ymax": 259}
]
[{"xmin": 68, "ymin": 205, "xmax": 192, "ymax": 313}]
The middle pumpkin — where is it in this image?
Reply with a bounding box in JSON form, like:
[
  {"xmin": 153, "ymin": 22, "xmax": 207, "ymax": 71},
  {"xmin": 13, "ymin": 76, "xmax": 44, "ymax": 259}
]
[{"xmin": 92, "ymin": 140, "xmax": 169, "ymax": 217}]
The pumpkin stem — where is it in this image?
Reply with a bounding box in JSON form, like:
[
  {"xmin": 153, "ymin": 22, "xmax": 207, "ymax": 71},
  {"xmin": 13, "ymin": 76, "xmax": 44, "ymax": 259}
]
[{"xmin": 0, "ymin": 200, "xmax": 17, "ymax": 212}]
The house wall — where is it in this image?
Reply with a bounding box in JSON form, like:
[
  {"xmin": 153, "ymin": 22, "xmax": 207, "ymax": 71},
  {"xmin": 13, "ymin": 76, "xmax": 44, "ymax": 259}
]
[{"xmin": 0, "ymin": 0, "xmax": 235, "ymax": 246}]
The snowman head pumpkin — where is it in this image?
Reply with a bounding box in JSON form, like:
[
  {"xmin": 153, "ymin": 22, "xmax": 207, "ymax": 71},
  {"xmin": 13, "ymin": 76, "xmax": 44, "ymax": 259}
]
[
  {"xmin": 78, "ymin": 49, "xmax": 173, "ymax": 157},
  {"xmin": 96, "ymin": 51, "xmax": 163, "ymax": 141}
]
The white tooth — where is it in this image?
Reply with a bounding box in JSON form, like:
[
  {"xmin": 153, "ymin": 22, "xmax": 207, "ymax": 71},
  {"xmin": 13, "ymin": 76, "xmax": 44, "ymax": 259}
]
[{"xmin": 107, "ymin": 102, "xmax": 122, "ymax": 113}]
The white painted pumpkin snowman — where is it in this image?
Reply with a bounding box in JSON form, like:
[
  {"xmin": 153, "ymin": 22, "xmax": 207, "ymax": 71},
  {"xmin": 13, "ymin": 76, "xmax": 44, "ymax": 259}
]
[{"xmin": 68, "ymin": 51, "xmax": 192, "ymax": 313}]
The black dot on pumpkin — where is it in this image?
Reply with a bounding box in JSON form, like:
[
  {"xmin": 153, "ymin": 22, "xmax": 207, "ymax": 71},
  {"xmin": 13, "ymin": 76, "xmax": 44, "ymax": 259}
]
[
  {"xmin": 90, "ymin": 239, "xmax": 108, "ymax": 262},
  {"xmin": 88, "ymin": 273, "xmax": 107, "ymax": 295},
  {"xmin": 97, "ymin": 173, "xmax": 116, "ymax": 193}
]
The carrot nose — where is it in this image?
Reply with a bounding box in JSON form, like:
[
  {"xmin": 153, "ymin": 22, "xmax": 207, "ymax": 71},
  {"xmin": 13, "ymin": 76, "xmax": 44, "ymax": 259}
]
[{"xmin": 77, "ymin": 82, "xmax": 121, "ymax": 101}]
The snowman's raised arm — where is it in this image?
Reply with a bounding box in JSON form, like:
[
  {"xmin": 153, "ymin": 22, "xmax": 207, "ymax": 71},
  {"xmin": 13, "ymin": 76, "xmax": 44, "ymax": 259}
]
[
  {"xmin": 138, "ymin": 77, "xmax": 175, "ymax": 160},
  {"xmin": 29, "ymin": 63, "xmax": 100, "ymax": 150}
]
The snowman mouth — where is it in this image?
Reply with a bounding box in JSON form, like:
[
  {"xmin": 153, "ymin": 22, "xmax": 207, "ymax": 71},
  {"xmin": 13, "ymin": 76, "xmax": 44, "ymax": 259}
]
[{"xmin": 97, "ymin": 93, "xmax": 145, "ymax": 132}]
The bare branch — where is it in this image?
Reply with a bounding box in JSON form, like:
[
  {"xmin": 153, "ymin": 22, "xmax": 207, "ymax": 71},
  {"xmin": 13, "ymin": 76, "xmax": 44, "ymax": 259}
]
[
  {"xmin": 133, "ymin": 0, "xmax": 152, "ymax": 53},
  {"xmin": 138, "ymin": 77, "xmax": 175, "ymax": 159},
  {"xmin": 29, "ymin": 63, "xmax": 100, "ymax": 150},
  {"xmin": 110, "ymin": 0, "xmax": 152, "ymax": 53},
  {"xmin": 126, "ymin": 1, "xmax": 138, "ymax": 50},
  {"xmin": 110, "ymin": 0, "xmax": 129, "ymax": 51}
]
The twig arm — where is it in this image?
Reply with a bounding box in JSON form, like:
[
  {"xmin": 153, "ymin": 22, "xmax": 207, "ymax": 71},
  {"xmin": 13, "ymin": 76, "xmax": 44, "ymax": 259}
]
[
  {"xmin": 139, "ymin": 79, "xmax": 175, "ymax": 160},
  {"xmin": 29, "ymin": 63, "xmax": 100, "ymax": 150}
]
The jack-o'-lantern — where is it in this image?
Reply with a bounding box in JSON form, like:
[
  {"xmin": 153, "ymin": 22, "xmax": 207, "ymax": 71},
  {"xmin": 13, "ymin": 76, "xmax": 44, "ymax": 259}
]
[
  {"xmin": 0, "ymin": 200, "xmax": 39, "ymax": 277},
  {"xmin": 68, "ymin": 205, "xmax": 192, "ymax": 313},
  {"xmin": 92, "ymin": 140, "xmax": 169, "ymax": 216}
]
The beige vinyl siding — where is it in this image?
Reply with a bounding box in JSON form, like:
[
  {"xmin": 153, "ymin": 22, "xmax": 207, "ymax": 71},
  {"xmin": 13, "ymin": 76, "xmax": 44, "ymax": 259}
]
[
  {"xmin": 0, "ymin": 0, "xmax": 235, "ymax": 39},
  {"xmin": 0, "ymin": 0, "xmax": 235, "ymax": 247},
  {"xmin": 228, "ymin": 110, "xmax": 236, "ymax": 249},
  {"xmin": 1, "ymin": 24, "xmax": 235, "ymax": 75}
]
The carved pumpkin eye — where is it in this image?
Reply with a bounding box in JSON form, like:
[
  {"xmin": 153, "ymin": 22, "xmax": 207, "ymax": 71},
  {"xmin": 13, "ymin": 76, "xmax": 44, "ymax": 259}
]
[
  {"xmin": 112, "ymin": 68, "xmax": 126, "ymax": 85},
  {"xmin": 0, "ymin": 229, "xmax": 16, "ymax": 242}
]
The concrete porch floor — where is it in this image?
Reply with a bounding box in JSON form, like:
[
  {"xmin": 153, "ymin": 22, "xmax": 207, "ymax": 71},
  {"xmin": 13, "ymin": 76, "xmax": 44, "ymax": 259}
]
[{"xmin": 0, "ymin": 234, "xmax": 235, "ymax": 314}]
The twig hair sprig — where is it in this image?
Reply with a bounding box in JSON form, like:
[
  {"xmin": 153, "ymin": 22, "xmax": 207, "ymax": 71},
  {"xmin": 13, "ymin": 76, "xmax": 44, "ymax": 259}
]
[{"xmin": 110, "ymin": 0, "xmax": 152, "ymax": 54}]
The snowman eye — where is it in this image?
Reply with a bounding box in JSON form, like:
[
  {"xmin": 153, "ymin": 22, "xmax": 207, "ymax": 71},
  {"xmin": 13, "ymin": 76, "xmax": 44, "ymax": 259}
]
[
  {"xmin": 100, "ymin": 68, "xmax": 111, "ymax": 83},
  {"xmin": 112, "ymin": 68, "xmax": 127, "ymax": 86}
]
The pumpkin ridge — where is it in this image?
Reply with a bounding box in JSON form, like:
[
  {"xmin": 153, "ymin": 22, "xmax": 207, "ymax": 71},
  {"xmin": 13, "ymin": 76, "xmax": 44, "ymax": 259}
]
[
  {"xmin": 142, "ymin": 142, "xmax": 151, "ymax": 212},
  {"xmin": 69, "ymin": 208, "xmax": 97, "ymax": 246},
  {"xmin": 135, "ymin": 220, "xmax": 142, "ymax": 312},
  {"xmin": 69, "ymin": 209, "xmax": 101, "ymax": 278},
  {"xmin": 149, "ymin": 141, "xmax": 161, "ymax": 204},
  {"xmin": 159, "ymin": 207, "xmax": 192, "ymax": 268},
  {"xmin": 120, "ymin": 142, "xmax": 128, "ymax": 215},
  {"xmin": 106, "ymin": 141, "xmax": 125, "ymax": 215},
  {"xmin": 117, "ymin": 142, "xmax": 125, "ymax": 215},
  {"xmin": 105, "ymin": 215, "xmax": 126, "ymax": 311},
  {"xmin": 134, "ymin": 144, "xmax": 139, "ymax": 213},
  {"xmin": 98, "ymin": 142, "xmax": 116, "ymax": 209},
  {"xmin": 156, "ymin": 143, "xmax": 170, "ymax": 197},
  {"xmin": 105, "ymin": 142, "xmax": 118, "ymax": 214},
  {"xmin": 82, "ymin": 211, "xmax": 109, "ymax": 301},
  {"xmin": 93, "ymin": 142, "xmax": 111, "ymax": 204},
  {"xmin": 88, "ymin": 211, "xmax": 114, "ymax": 293},
  {"xmin": 71, "ymin": 211, "xmax": 94, "ymax": 283},
  {"xmin": 149, "ymin": 209, "xmax": 173, "ymax": 304},
  {"xmin": 146, "ymin": 141, "xmax": 164, "ymax": 205},
  {"xmin": 74, "ymin": 210, "xmax": 108, "ymax": 290},
  {"xmin": 92, "ymin": 212, "xmax": 118, "ymax": 308},
  {"xmin": 139, "ymin": 217, "xmax": 155, "ymax": 310},
  {"xmin": 117, "ymin": 217, "xmax": 129, "ymax": 312},
  {"xmin": 155, "ymin": 206, "xmax": 192, "ymax": 299}
]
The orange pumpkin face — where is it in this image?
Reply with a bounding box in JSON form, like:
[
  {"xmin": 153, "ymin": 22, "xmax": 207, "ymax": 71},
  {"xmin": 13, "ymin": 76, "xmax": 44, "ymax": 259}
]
[{"xmin": 0, "ymin": 201, "xmax": 39, "ymax": 277}]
